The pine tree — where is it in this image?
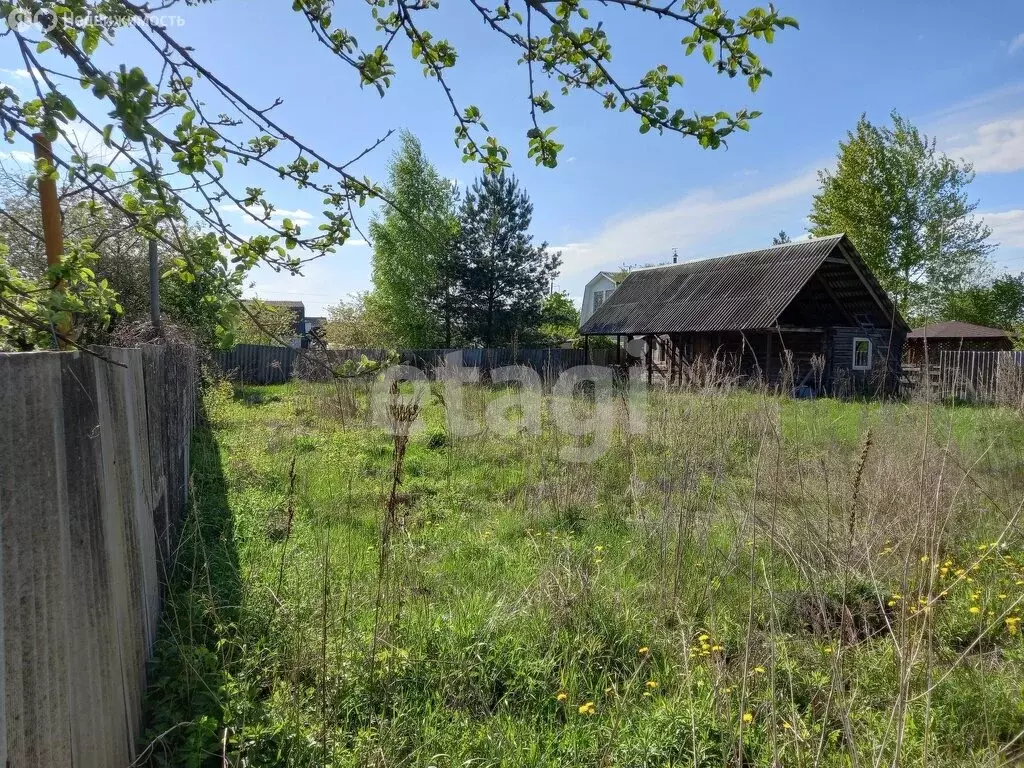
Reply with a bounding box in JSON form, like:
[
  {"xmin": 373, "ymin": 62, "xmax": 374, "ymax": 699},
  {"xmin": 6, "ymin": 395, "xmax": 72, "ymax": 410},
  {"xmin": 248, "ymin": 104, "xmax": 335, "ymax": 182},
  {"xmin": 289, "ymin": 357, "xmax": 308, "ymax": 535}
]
[
  {"xmin": 367, "ymin": 131, "xmax": 460, "ymax": 347},
  {"xmin": 454, "ymin": 174, "xmax": 561, "ymax": 346}
]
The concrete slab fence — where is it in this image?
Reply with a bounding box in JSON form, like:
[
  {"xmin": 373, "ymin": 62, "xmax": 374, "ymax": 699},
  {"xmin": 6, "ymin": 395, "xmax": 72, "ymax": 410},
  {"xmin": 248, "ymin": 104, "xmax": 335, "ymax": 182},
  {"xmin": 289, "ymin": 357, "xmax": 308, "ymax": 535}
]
[{"xmin": 0, "ymin": 344, "xmax": 196, "ymax": 768}]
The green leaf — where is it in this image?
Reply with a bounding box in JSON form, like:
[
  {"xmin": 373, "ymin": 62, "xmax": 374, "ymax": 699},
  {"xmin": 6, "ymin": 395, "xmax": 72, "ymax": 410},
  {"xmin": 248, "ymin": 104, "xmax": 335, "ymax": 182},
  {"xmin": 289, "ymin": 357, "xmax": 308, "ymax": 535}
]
[{"xmin": 83, "ymin": 26, "xmax": 101, "ymax": 55}]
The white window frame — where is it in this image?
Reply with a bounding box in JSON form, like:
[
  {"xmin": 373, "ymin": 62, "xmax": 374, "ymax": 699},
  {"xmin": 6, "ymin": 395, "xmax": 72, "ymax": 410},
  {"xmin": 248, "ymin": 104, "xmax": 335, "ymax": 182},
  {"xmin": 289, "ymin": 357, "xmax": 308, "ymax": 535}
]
[{"xmin": 852, "ymin": 337, "xmax": 872, "ymax": 371}]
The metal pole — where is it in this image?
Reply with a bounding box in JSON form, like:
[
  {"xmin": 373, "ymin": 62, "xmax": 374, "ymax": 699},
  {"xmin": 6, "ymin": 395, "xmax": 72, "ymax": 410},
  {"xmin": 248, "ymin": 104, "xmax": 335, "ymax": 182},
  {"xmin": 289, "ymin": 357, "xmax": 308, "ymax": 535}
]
[{"xmin": 149, "ymin": 238, "xmax": 161, "ymax": 333}]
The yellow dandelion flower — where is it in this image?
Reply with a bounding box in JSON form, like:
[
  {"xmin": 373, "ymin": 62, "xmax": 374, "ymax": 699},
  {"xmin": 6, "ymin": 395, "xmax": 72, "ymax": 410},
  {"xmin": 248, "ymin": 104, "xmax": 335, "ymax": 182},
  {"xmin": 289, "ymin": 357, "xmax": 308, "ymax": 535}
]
[
  {"xmin": 999, "ymin": 594, "xmax": 1008, "ymax": 599},
  {"xmin": 638, "ymin": 646, "xmax": 649, "ymax": 655},
  {"xmin": 556, "ymin": 692, "xmax": 568, "ymax": 702},
  {"xmin": 783, "ymin": 722, "xmax": 792, "ymax": 730},
  {"xmin": 920, "ymin": 555, "xmax": 930, "ymax": 563},
  {"xmin": 645, "ymin": 680, "xmax": 659, "ymax": 689},
  {"xmin": 969, "ymin": 606, "xmax": 981, "ymax": 614},
  {"xmin": 711, "ymin": 645, "xmax": 724, "ymax": 652},
  {"xmin": 753, "ymin": 666, "xmax": 766, "ymax": 674},
  {"xmin": 743, "ymin": 712, "xmax": 754, "ymax": 724},
  {"xmin": 578, "ymin": 701, "xmax": 596, "ymax": 715}
]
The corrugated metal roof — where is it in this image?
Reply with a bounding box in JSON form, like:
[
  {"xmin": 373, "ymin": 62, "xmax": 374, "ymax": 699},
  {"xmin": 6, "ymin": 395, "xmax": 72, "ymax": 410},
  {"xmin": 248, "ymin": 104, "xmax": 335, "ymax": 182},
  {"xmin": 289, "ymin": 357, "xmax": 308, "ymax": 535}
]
[
  {"xmin": 249, "ymin": 299, "xmax": 305, "ymax": 309},
  {"xmin": 908, "ymin": 321, "xmax": 1010, "ymax": 339},
  {"xmin": 580, "ymin": 235, "xmax": 848, "ymax": 335}
]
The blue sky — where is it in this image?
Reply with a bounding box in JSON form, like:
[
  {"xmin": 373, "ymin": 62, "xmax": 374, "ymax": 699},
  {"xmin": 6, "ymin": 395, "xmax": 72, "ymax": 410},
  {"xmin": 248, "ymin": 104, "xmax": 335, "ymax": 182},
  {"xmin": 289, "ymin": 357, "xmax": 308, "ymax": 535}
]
[{"xmin": 2, "ymin": 1, "xmax": 1023, "ymax": 316}]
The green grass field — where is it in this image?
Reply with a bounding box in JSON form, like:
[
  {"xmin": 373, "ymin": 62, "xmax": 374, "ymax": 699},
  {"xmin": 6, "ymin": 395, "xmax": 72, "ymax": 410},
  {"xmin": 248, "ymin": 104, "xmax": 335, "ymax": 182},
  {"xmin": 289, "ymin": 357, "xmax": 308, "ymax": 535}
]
[{"xmin": 142, "ymin": 379, "xmax": 1024, "ymax": 767}]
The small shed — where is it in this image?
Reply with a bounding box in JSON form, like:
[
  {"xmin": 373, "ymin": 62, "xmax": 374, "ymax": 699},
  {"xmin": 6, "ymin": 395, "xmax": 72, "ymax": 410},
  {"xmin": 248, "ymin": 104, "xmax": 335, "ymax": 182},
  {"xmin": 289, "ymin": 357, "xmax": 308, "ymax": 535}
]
[
  {"xmin": 579, "ymin": 234, "xmax": 908, "ymax": 394},
  {"xmin": 905, "ymin": 321, "xmax": 1014, "ymax": 363}
]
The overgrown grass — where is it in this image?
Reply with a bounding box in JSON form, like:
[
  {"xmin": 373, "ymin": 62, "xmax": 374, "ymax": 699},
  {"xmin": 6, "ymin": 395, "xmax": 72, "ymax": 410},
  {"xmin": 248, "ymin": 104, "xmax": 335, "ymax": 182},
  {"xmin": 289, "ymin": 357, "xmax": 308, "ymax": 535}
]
[{"xmin": 142, "ymin": 379, "xmax": 1024, "ymax": 767}]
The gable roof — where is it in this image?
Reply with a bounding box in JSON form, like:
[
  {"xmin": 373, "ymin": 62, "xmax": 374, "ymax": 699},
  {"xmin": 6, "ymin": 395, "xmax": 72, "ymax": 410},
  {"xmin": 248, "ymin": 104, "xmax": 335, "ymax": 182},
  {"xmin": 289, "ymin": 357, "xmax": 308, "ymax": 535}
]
[
  {"xmin": 908, "ymin": 321, "xmax": 1011, "ymax": 340},
  {"xmin": 586, "ymin": 271, "xmax": 619, "ymax": 287},
  {"xmin": 579, "ymin": 235, "xmax": 907, "ymax": 335}
]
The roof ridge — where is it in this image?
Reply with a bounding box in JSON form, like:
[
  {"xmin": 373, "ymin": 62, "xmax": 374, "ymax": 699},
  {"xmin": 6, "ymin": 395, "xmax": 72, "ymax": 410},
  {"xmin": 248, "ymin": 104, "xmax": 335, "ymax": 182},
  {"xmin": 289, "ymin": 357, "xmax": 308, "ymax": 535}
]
[{"xmin": 626, "ymin": 234, "xmax": 844, "ymax": 274}]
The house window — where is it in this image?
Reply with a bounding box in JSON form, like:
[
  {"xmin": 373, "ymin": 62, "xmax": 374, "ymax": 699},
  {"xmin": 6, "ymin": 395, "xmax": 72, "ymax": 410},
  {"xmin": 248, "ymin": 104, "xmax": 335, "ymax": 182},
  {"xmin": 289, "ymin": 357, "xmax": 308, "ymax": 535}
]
[
  {"xmin": 852, "ymin": 337, "xmax": 872, "ymax": 370},
  {"xmin": 593, "ymin": 289, "xmax": 612, "ymax": 313}
]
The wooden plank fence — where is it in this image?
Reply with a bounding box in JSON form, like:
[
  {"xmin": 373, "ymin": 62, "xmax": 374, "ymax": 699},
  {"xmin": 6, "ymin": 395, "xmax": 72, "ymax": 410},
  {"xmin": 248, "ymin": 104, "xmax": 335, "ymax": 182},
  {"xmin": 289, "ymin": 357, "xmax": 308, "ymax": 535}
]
[
  {"xmin": 0, "ymin": 344, "xmax": 196, "ymax": 767},
  {"xmin": 906, "ymin": 350, "xmax": 1024, "ymax": 405},
  {"xmin": 215, "ymin": 345, "xmax": 615, "ymax": 385}
]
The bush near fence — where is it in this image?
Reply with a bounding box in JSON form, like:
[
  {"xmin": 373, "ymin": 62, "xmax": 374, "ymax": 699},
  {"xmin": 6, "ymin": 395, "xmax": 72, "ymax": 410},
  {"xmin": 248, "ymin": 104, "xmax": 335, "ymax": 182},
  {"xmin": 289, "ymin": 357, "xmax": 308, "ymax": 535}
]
[{"xmin": 0, "ymin": 344, "xmax": 196, "ymax": 768}]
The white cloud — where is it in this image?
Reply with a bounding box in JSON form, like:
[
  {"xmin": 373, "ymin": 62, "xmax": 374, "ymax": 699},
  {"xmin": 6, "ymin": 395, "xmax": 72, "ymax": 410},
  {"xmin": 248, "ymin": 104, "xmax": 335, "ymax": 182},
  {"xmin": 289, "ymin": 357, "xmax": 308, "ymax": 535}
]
[
  {"xmin": 217, "ymin": 203, "xmax": 316, "ymax": 225},
  {"xmin": 928, "ymin": 82, "xmax": 1024, "ymax": 174},
  {"xmin": 1, "ymin": 67, "xmax": 37, "ymax": 80},
  {"xmin": 945, "ymin": 115, "xmax": 1024, "ymax": 174},
  {"xmin": 1010, "ymin": 33, "xmax": 1024, "ymax": 55},
  {"xmin": 556, "ymin": 169, "xmax": 819, "ymax": 278},
  {"xmin": 51, "ymin": 122, "xmax": 130, "ymax": 169},
  {"xmin": 983, "ymin": 209, "xmax": 1024, "ymax": 249},
  {"xmin": 0, "ymin": 149, "xmax": 35, "ymax": 164}
]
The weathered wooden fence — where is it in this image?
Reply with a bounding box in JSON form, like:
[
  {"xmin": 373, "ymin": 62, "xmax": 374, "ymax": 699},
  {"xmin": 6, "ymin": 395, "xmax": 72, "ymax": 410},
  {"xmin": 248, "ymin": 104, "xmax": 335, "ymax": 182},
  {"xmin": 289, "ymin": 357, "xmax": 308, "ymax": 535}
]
[
  {"xmin": 906, "ymin": 350, "xmax": 1024, "ymax": 405},
  {"xmin": 0, "ymin": 344, "xmax": 196, "ymax": 767},
  {"xmin": 215, "ymin": 345, "xmax": 615, "ymax": 385}
]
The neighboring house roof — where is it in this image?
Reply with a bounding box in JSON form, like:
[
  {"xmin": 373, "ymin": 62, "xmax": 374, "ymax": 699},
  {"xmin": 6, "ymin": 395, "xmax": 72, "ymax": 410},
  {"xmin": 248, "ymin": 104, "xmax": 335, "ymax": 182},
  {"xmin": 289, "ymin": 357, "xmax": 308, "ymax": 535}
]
[
  {"xmin": 255, "ymin": 300, "xmax": 305, "ymax": 310},
  {"xmin": 586, "ymin": 271, "xmax": 619, "ymax": 287},
  {"xmin": 908, "ymin": 321, "xmax": 1011, "ymax": 340},
  {"xmin": 306, "ymin": 316, "xmax": 327, "ymax": 327},
  {"xmin": 579, "ymin": 234, "xmax": 907, "ymax": 335}
]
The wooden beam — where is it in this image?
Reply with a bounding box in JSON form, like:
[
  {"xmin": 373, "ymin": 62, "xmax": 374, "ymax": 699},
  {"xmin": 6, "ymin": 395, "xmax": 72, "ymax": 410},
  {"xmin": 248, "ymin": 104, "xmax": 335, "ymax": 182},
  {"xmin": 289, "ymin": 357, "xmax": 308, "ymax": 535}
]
[
  {"xmin": 33, "ymin": 134, "xmax": 63, "ymax": 270},
  {"xmin": 836, "ymin": 240, "xmax": 899, "ymax": 328},
  {"xmin": 813, "ymin": 272, "xmax": 858, "ymax": 326}
]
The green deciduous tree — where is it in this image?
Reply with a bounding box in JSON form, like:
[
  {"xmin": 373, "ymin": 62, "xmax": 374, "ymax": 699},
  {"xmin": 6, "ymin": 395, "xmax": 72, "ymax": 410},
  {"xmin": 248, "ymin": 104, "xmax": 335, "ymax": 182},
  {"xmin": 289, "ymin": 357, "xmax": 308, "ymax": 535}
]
[
  {"xmin": 0, "ymin": 169, "xmax": 247, "ymax": 347},
  {"xmin": 454, "ymin": 173, "xmax": 560, "ymax": 347},
  {"xmin": 537, "ymin": 290, "xmax": 581, "ymax": 346},
  {"xmin": 810, "ymin": 112, "xmax": 994, "ymax": 321},
  {"xmin": 367, "ymin": 131, "xmax": 460, "ymax": 348},
  {"xmin": 0, "ymin": 0, "xmax": 796, "ymax": 348},
  {"xmin": 942, "ymin": 273, "xmax": 1024, "ymax": 333},
  {"xmin": 233, "ymin": 299, "xmax": 299, "ymax": 345},
  {"xmin": 325, "ymin": 292, "xmax": 389, "ymax": 349},
  {"xmin": 160, "ymin": 229, "xmax": 248, "ymax": 348}
]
